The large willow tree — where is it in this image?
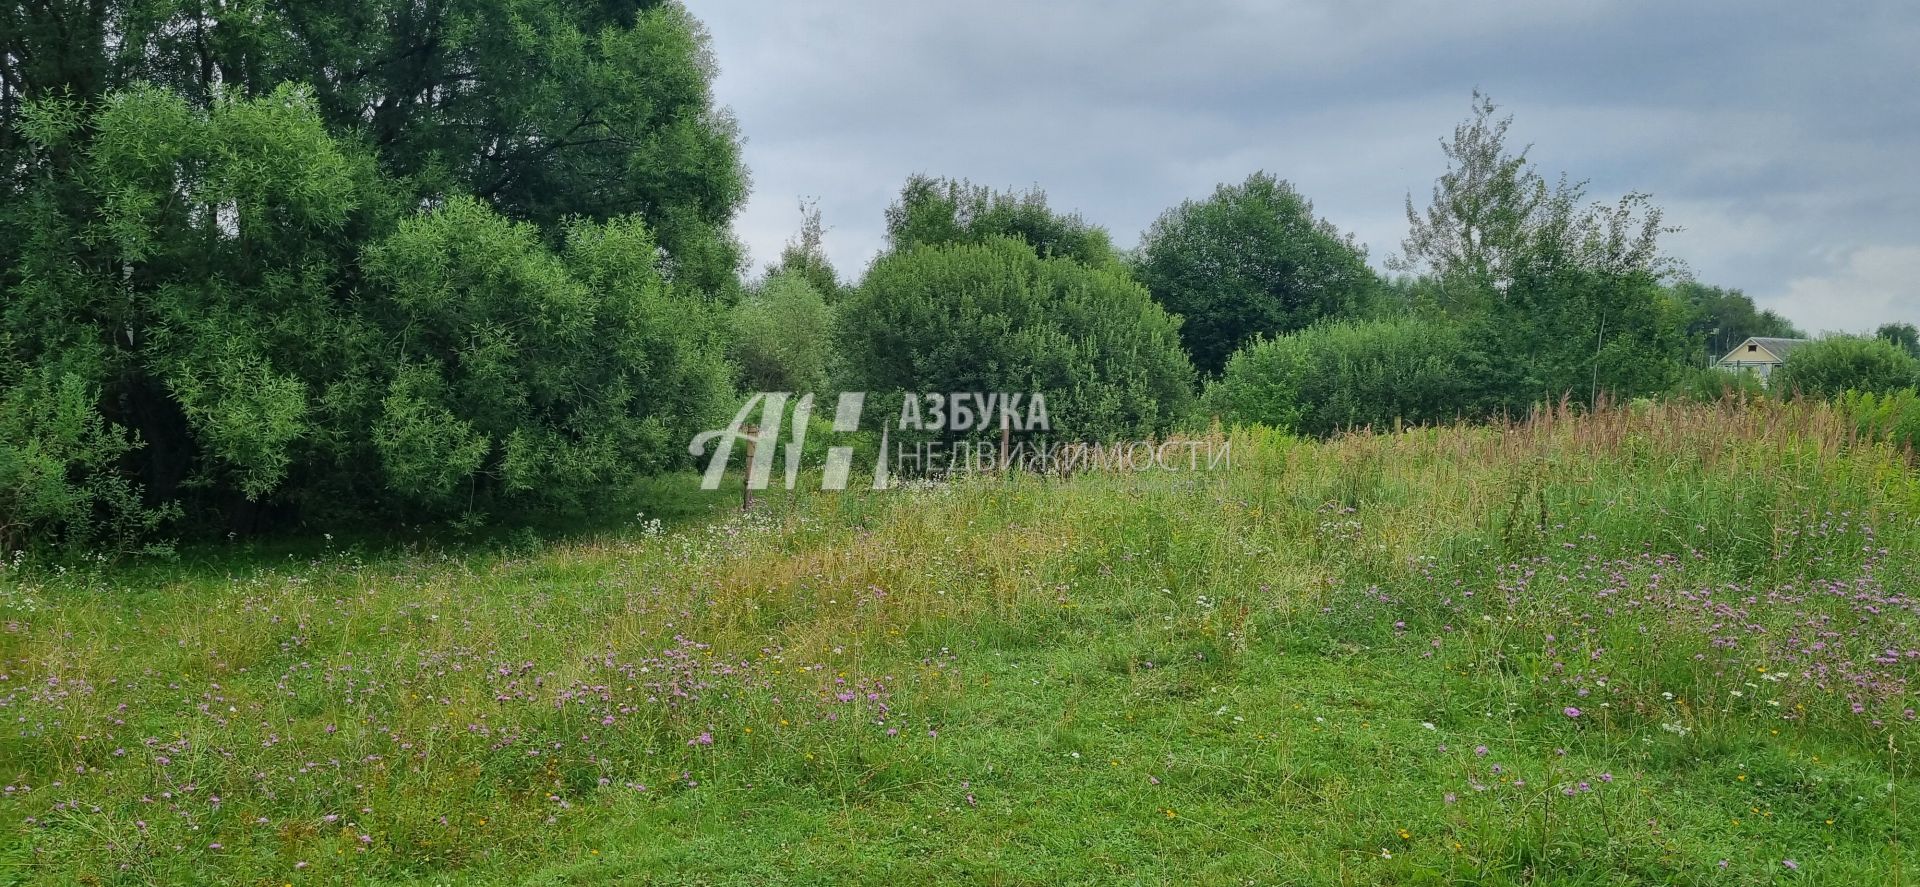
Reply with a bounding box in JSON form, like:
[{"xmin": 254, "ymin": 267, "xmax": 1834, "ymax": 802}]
[{"xmin": 0, "ymin": 1, "xmax": 745, "ymax": 546}]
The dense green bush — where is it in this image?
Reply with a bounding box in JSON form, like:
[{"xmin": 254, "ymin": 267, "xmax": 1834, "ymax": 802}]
[
  {"xmin": 1670, "ymin": 365, "xmax": 1767, "ymax": 403},
  {"xmin": 1839, "ymin": 388, "xmax": 1920, "ymax": 455},
  {"xmin": 1135, "ymin": 173, "xmax": 1378, "ymax": 374},
  {"xmin": 1771, "ymin": 336, "xmax": 1920, "ymax": 398},
  {"xmin": 4, "ymin": 0, "xmax": 746, "ymax": 295},
  {"xmin": 884, "ymin": 176, "xmax": 1117, "ymax": 267},
  {"xmin": 2, "ymin": 89, "xmax": 731, "ymax": 544},
  {"xmin": 1446, "ymin": 266, "xmax": 1691, "ymax": 416},
  {"xmin": 13, "ymin": 93, "xmax": 731, "ymax": 531},
  {"xmin": 1204, "ymin": 318, "xmax": 1468, "ymax": 436},
  {"xmin": 0, "ymin": 360, "xmax": 176, "ymax": 553},
  {"xmin": 730, "ymin": 272, "xmax": 837, "ymax": 393},
  {"xmin": 5, "ymin": 85, "xmax": 384, "ymax": 540},
  {"xmin": 1394, "ymin": 95, "xmax": 1691, "ymax": 413},
  {"xmin": 1877, "ymin": 323, "xmax": 1920, "ymax": 358},
  {"xmin": 839, "ymin": 238, "xmax": 1195, "ymax": 442},
  {"xmin": 0, "ymin": 0, "xmax": 747, "ymax": 548},
  {"xmin": 357, "ymin": 199, "xmax": 732, "ymax": 514}
]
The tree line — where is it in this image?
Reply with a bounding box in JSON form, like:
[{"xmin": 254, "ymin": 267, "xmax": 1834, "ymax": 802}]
[
  {"xmin": 749, "ymin": 95, "xmax": 1918, "ymax": 440},
  {"xmin": 3, "ymin": 2, "xmax": 1915, "ymax": 551}
]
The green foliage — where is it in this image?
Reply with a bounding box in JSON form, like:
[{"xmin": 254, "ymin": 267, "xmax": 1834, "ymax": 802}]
[
  {"xmin": 1460, "ymin": 267, "xmax": 1692, "ymax": 413},
  {"xmin": 1772, "ymin": 336, "xmax": 1920, "ymax": 398},
  {"xmin": 730, "ymin": 271, "xmax": 836, "ymax": 394},
  {"xmin": 0, "ymin": 359, "xmax": 175, "ymax": 552},
  {"xmin": 24, "ymin": 80, "xmax": 373, "ymax": 504},
  {"xmin": 1205, "ymin": 318, "xmax": 1468, "ymax": 436},
  {"xmin": 1135, "ymin": 172, "xmax": 1377, "ymax": 374},
  {"xmin": 2, "ymin": 0, "xmax": 749, "ymax": 294},
  {"xmin": 0, "ymin": 1, "xmax": 746, "ymax": 546},
  {"xmin": 1396, "ymin": 93, "xmax": 1690, "ymax": 410},
  {"xmin": 1395, "ymin": 94, "xmax": 1675, "ymax": 295},
  {"xmin": 884, "ymin": 175, "xmax": 1118, "ymax": 267},
  {"xmin": 1391, "ymin": 91, "xmax": 1546, "ymax": 291},
  {"xmin": 371, "ymin": 366, "xmax": 494, "ymax": 505},
  {"xmin": 1669, "ymin": 365, "xmax": 1767, "ymax": 403},
  {"xmin": 360, "ymin": 199, "xmax": 731, "ymax": 511},
  {"xmin": 167, "ymin": 350, "xmax": 314, "ymax": 500},
  {"xmin": 1675, "ymin": 282, "xmax": 1804, "ymax": 365},
  {"xmin": 765, "ymin": 199, "xmax": 842, "ymax": 301},
  {"xmin": 6, "ymin": 404, "xmax": 1917, "ymax": 883},
  {"xmin": 1839, "ymin": 387, "xmax": 1920, "ymax": 454},
  {"xmin": 7, "ymin": 84, "xmax": 386, "ymax": 521},
  {"xmin": 840, "ymin": 238, "xmax": 1195, "ymax": 441},
  {"xmin": 1878, "ymin": 322, "xmax": 1920, "ymax": 358}
]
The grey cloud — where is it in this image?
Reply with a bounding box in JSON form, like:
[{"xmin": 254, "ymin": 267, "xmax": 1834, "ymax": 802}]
[{"xmin": 694, "ymin": 0, "xmax": 1919, "ymax": 330}]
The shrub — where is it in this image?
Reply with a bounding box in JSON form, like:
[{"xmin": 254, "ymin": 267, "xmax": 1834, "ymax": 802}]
[
  {"xmin": 1453, "ymin": 268, "xmax": 1691, "ymax": 415},
  {"xmin": 3, "ymin": 86, "xmax": 733, "ymax": 542},
  {"xmin": 358, "ymin": 200, "xmax": 733, "ymax": 514},
  {"xmin": 1670, "ymin": 365, "xmax": 1767, "ymax": 403},
  {"xmin": 5, "ymin": 84, "xmax": 377, "ymax": 536},
  {"xmin": 1205, "ymin": 318, "xmax": 1468, "ymax": 436},
  {"xmin": 1839, "ymin": 388, "xmax": 1920, "ymax": 455},
  {"xmin": 1135, "ymin": 173, "xmax": 1378, "ymax": 374},
  {"xmin": 1877, "ymin": 322, "xmax": 1920, "ymax": 358},
  {"xmin": 0, "ymin": 360, "xmax": 175, "ymax": 552},
  {"xmin": 730, "ymin": 271, "xmax": 836, "ymax": 394},
  {"xmin": 2, "ymin": 0, "xmax": 748, "ymax": 545},
  {"xmin": 1772, "ymin": 336, "xmax": 1920, "ymax": 398},
  {"xmin": 839, "ymin": 238, "xmax": 1195, "ymax": 442},
  {"xmin": 884, "ymin": 176, "xmax": 1117, "ymax": 267}
]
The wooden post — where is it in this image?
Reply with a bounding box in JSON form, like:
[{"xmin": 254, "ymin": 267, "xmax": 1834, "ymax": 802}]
[
  {"xmin": 999, "ymin": 408, "xmax": 1011, "ymax": 473},
  {"xmin": 741, "ymin": 423, "xmax": 757, "ymax": 511}
]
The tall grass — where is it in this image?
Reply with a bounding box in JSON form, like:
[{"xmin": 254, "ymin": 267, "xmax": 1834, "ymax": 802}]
[{"xmin": 1, "ymin": 400, "xmax": 1914, "ymax": 884}]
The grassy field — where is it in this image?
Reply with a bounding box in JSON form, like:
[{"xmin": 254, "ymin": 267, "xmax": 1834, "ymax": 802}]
[{"xmin": 2, "ymin": 401, "xmax": 1918, "ymax": 885}]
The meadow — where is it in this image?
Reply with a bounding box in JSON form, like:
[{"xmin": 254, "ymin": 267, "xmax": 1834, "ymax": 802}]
[{"xmin": 2, "ymin": 400, "xmax": 1917, "ymax": 885}]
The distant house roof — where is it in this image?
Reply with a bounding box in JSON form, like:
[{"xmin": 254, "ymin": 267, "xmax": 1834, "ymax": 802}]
[
  {"xmin": 1717, "ymin": 336, "xmax": 1811, "ymax": 365},
  {"xmin": 1748, "ymin": 337, "xmax": 1811, "ymax": 358}
]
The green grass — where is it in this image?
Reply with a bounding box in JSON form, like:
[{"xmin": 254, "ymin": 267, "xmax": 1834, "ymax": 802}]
[{"xmin": 2, "ymin": 401, "xmax": 1917, "ymax": 885}]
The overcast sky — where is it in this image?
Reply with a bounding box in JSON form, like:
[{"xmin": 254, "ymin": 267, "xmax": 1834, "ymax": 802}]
[{"xmin": 691, "ymin": 0, "xmax": 1918, "ymax": 334}]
